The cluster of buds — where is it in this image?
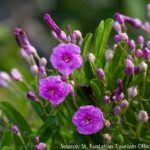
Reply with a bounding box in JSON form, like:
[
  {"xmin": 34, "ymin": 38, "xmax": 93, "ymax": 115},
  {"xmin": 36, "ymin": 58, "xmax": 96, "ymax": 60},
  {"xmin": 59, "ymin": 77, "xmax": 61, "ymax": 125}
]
[{"xmin": 44, "ymin": 14, "xmax": 82, "ymax": 45}]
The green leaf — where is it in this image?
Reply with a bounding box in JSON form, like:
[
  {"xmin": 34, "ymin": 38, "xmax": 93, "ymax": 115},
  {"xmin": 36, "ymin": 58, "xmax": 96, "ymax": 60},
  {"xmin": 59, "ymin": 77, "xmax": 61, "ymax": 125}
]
[
  {"xmin": 93, "ymin": 21, "xmax": 104, "ymax": 55},
  {"xmin": 97, "ymin": 19, "xmax": 113, "ymax": 67},
  {"xmin": 83, "ymin": 61, "xmax": 95, "ymax": 81},
  {"xmin": 81, "ymin": 33, "xmax": 93, "ymax": 57},
  {"xmin": 37, "ymin": 115, "xmax": 57, "ymax": 135},
  {"xmin": 1, "ymin": 130, "xmax": 13, "ymax": 147},
  {"xmin": 0, "ymin": 102, "xmax": 31, "ymax": 134},
  {"xmin": 1, "ymin": 146, "xmax": 12, "ymax": 150}
]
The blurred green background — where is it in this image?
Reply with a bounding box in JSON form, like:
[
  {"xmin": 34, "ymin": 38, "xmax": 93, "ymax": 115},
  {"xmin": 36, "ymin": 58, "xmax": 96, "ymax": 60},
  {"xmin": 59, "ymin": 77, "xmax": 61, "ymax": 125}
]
[{"xmin": 0, "ymin": 0, "xmax": 149, "ymax": 128}]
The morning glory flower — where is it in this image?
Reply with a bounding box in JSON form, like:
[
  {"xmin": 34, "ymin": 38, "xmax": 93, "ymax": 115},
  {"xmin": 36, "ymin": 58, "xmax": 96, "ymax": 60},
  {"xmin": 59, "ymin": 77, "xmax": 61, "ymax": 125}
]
[
  {"xmin": 72, "ymin": 105, "xmax": 104, "ymax": 135},
  {"xmin": 50, "ymin": 43, "xmax": 83, "ymax": 76},
  {"xmin": 39, "ymin": 76, "xmax": 72, "ymax": 106}
]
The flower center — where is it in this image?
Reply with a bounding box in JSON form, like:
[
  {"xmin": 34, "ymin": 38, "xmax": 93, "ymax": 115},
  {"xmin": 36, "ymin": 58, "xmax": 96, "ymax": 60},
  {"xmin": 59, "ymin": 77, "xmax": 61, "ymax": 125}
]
[
  {"xmin": 85, "ymin": 116, "xmax": 92, "ymax": 124},
  {"xmin": 49, "ymin": 88, "xmax": 56, "ymax": 94},
  {"xmin": 63, "ymin": 54, "xmax": 71, "ymax": 62}
]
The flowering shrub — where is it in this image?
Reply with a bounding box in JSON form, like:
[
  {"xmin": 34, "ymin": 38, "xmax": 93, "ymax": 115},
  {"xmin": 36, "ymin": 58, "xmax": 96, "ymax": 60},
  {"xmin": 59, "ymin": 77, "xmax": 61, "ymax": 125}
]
[{"xmin": 1, "ymin": 4, "xmax": 150, "ymax": 150}]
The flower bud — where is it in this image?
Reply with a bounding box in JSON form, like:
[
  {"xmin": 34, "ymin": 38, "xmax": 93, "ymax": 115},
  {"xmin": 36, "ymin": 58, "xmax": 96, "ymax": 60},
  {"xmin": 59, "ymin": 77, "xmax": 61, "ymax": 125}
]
[
  {"xmin": 39, "ymin": 57, "xmax": 47, "ymax": 67},
  {"xmin": 120, "ymin": 99, "xmax": 129, "ymax": 109},
  {"xmin": 147, "ymin": 4, "xmax": 150, "ymax": 11},
  {"xmin": 105, "ymin": 50, "xmax": 114, "ymax": 62},
  {"xmin": 135, "ymin": 49, "xmax": 143, "ymax": 58},
  {"xmin": 117, "ymin": 92, "xmax": 124, "ymax": 101},
  {"xmin": 39, "ymin": 66, "xmax": 47, "ymax": 79},
  {"xmin": 10, "ymin": 68, "xmax": 22, "ymax": 81},
  {"xmin": 138, "ymin": 61, "xmax": 148, "ymax": 72},
  {"xmin": 125, "ymin": 59, "xmax": 134, "ymax": 71},
  {"xmin": 137, "ymin": 35, "xmax": 144, "ymax": 45},
  {"xmin": 0, "ymin": 72, "xmax": 11, "ymax": 87},
  {"xmin": 103, "ymin": 120, "xmax": 111, "ymax": 128},
  {"xmin": 30, "ymin": 65, "xmax": 39, "ymax": 76},
  {"xmin": 119, "ymin": 33, "xmax": 129, "ymax": 41},
  {"xmin": 114, "ymin": 34, "xmax": 121, "ymax": 43},
  {"xmin": 34, "ymin": 142, "xmax": 46, "ymax": 150},
  {"xmin": 103, "ymin": 95, "xmax": 110, "ymax": 104},
  {"xmin": 11, "ymin": 125, "xmax": 20, "ymax": 135},
  {"xmin": 143, "ymin": 47, "xmax": 150, "ymax": 62},
  {"xmin": 27, "ymin": 91, "xmax": 38, "ymax": 101},
  {"xmin": 114, "ymin": 13, "xmax": 125, "ymax": 24},
  {"xmin": 86, "ymin": 53, "xmax": 95, "ymax": 63},
  {"xmin": 127, "ymin": 86, "xmax": 137, "ymax": 98},
  {"xmin": 138, "ymin": 111, "xmax": 149, "ymax": 123},
  {"xmin": 73, "ymin": 30, "xmax": 82, "ymax": 39},
  {"xmin": 103, "ymin": 133, "xmax": 111, "ymax": 144},
  {"xmin": 113, "ymin": 21, "xmax": 121, "ymax": 33},
  {"xmin": 70, "ymin": 80, "xmax": 75, "ymax": 87},
  {"xmin": 128, "ymin": 39, "xmax": 135, "ymax": 50},
  {"xmin": 113, "ymin": 106, "xmax": 121, "ymax": 115},
  {"xmin": 96, "ymin": 68, "xmax": 105, "ymax": 80}
]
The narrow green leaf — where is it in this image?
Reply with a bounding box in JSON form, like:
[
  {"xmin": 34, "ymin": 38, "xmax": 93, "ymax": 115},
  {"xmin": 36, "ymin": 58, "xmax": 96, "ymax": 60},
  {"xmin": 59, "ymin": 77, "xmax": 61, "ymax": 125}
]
[
  {"xmin": 93, "ymin": 21, "xmax": 104, "ymax": 55},
  {"xmin": 0, "ymin": 102, "xmax": 31, "ymax": 133},
  {"xmin": 83, "ymin": 61, "xmax": 95, "ymax": 81},
  {"xmin": 97, "ymin": 19, "xmax": 114, "ymax": 67},
  {"xmin": 1, "ymin": 130, "xmax": 13, "ymax": 147},
  {"xmin": 37, "ymin": 115, "xmax": 57, "ymax": 135},
  {"xmin": 2, "ymin": 146, "xmax": 11, "ymax": 150},
  {"xmin": 81, "ymin": 33, "xmax": 92, "ymax": 57}
]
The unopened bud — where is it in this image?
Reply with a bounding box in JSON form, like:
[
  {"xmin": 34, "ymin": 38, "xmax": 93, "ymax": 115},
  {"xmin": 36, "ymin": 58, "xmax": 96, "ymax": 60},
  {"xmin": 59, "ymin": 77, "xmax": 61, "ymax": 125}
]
[
  {"xmin": 104, "ymin": 120, "xmax": 111, "ymax": 128},
  {"xmin": 27, "ymin": 91, "xmax": 38, "ymax": 101},
  {"xmin": 103, "ymin": 133, "xmax": 111, "ymax": 144},
  {"xmin": 86, "ymin": 53, "xmax": 95, "ymax": 63},
  {"xmin": 34, "ymin": 142, "xmax": 46, "ymax": 150},
  {"xmin": 103, "ymin": 95, "xmax": 110, "ymax": 104},
  {"xmin": 11, "ymin": 125, "xmax": 20, "ymax": 135},
  {"xmin": 135, "ymin": 49, "xmax": 143, "ymax": 58},
  {"xmin": 10, "ymin": 68, "xmax": 22, "ymax": 81},
  {"xmin": 39, "ymin": 57, "xmax": 47, "ymax": 67},
  {"xmin": 73, "ymin": 30, "xmax": 82, "ymax": 39},
  {"xmin": 96, "ymin": 68, "xmax": 105, "ymax": 80},
  {"xmin": 30, "ymin": 65, "xmax": 39, "ymax": 76},
  {"xmin": 127, "ymin": 86, "xmax": 137, "ymax": 98},
  {"xmin": 120, "ymin": 99, "xmax": 129, "ymax": 109},
  {"xmin": 105, "ymin": 50, "xmax": 114, "ymax": 62},
  {"xmin": 128, "ymin": 39, "xmax": 135, "ymax": 50},
  {"xmin": 113, "ymin": 21, "xmax": 121, "ymax": 33},
  {"xmin": 0, "ymin": 72, "xmax": 11, "ymax": 87},
  {"xmin": 113, "ymin": 106, "xmax": 121, "ymax": 116},
  {"xmin": 138, "ymin": 61, "xmax": 148, "ymax": 72},
  {"xmin": 138, "ymin": 110, "xmax": 149, "ymax": 123}
]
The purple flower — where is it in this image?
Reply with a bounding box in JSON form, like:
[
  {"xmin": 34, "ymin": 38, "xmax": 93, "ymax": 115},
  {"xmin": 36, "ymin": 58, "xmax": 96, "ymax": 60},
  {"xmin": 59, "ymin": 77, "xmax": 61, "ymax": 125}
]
[
  {"xmin": 72, "ymin": 105, "xmax": 104, "ymax": 135},
  {"xmin": 34, "ymin": 142, "xmax": 46, "ymax": 150},
  {"xmin": 39, "ymin": 76, "xmax": 71, "ymax": 106},
  {"xmin": 128, "ymin": 39, "xmax": 135, "ymax": 50},
  {"xmin": 0, "ymin": 72, "xmax": 11, "ymax": 87},
  {"xmin": 50, "ymin": 43, "xmax": 83, "ymax": 76},
  {"xmin": 96, "ymin": 68, "xmax": 105, "ymax": 80}
]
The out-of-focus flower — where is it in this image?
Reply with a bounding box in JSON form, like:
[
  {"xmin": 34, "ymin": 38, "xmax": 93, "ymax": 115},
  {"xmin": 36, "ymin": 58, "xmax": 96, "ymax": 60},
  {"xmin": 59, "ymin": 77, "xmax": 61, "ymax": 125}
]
[
  {"xmin": 0, "ymin": 72, "xmax": 11, "ymax": 87},
  {"xmin": 10, "ymin": 68, "xmax": 22, "ymax": 81},
  {"xmin": 96, "ymin": 68, "xmax": 105, "ymax": 80},
  {"xmin": 34, "ymin": 142, "xmax": 46, "ymax": 150},
  {"xmin": 135, "ymin": 49, "xmax": 143, "ymax": 58},
  {"xmin": 125, "ymin": 59, "xmax": 134, "ymax": 75},
  {"xmin": 50, "ymin": 43, "xmax": 83, "ymax": 76},
  {"xmin": 137, "ymin": 35, "xmax": 144, "ymax": 46},
  {"xmin": 127, "ymin": 86, "xmax": 137, "ymax": 98},
  {"xmin": 39, "ymin": 76, "xmax": 71, "ymax": 106},
  {"xmin": 143, "ymin": 47, "xmax": 150, "ymax": 62},
  {"xmin": 11, "ymin": 125, "xmax": 20, "ymax": 135},
  {"xmin": 14, "ymin": 28, "xmax": 36, "ymax": 55},
  {"xmin": 103, "ymin": 133, "xmax": 111, "ymax": 144},
  {"xmin": 72, "ymin": 105, "xmax": 104, "ymax": 135},
  {"xmin": 138, "ymin": 111, "xmax": 149, "ymax": 123},
  {"xmin": 27, "ymin": 91, "xmax": 38, "ymax": 101}
]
